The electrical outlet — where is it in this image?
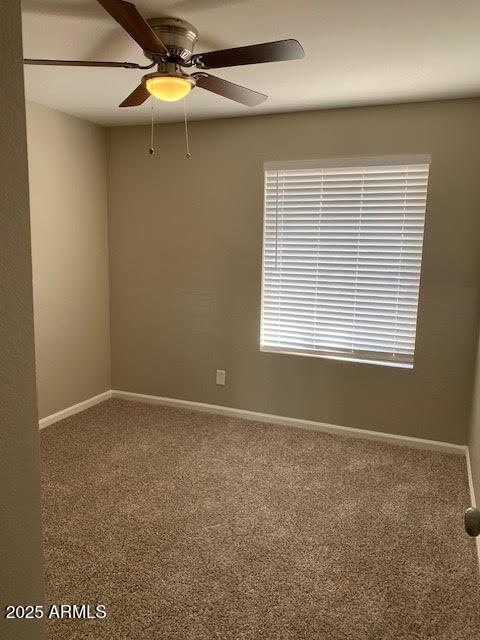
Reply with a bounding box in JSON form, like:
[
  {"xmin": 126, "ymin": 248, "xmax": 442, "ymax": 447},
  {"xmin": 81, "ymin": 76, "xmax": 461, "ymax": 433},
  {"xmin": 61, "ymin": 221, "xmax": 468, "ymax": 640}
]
[{"xmin": 216, "ymin": 369, "xmax": 226, "ymax": 386}]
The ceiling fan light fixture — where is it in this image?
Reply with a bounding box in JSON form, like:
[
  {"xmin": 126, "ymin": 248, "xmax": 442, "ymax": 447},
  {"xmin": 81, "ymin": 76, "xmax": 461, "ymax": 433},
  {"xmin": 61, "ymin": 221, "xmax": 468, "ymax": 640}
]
[
  {"xmin": 145, "ymin": 74, "xmax": 193, "ymax": 102},
  {"xmin": 26, "ymin": 1, "xmax": 306, "ymax": 110}
]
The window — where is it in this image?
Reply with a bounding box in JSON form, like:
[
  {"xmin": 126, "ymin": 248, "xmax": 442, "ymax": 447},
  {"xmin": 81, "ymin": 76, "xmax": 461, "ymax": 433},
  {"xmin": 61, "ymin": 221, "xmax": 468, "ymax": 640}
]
[{"xmin": 260, "ymin": 155, "xmax": 430, "ymax": 368}]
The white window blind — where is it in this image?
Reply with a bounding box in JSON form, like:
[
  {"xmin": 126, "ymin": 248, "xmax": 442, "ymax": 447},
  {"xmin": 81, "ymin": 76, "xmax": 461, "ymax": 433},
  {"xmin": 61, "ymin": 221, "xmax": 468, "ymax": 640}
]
[{"xmin": 260, "ymin": 156, "xmax": 430, "ymax": 368}]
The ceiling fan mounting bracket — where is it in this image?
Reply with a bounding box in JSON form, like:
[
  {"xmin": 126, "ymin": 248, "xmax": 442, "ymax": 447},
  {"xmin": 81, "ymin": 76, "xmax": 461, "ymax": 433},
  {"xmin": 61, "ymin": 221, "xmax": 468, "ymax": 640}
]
[{"xmin": 186, "ymin": 55, "xmax": 207, "ymax": 69}]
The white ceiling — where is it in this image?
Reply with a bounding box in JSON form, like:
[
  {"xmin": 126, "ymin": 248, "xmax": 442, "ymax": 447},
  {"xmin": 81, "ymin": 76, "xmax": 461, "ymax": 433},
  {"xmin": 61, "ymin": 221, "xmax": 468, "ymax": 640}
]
[{"xmin": 22, "ymin": 0, "xmax": 480, "ymax": 127}]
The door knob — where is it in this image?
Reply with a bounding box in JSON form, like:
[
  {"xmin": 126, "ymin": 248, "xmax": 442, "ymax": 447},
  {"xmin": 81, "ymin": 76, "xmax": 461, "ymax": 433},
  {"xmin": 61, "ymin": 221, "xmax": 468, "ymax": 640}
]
[{"xmin": 464, "ymin": 507, "xmax": 480, "ymax": 537}]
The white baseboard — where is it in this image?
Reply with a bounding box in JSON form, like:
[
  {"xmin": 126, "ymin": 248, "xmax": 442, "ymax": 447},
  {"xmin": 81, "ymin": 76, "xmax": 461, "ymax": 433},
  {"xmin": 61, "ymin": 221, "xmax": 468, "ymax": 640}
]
[
  {"xmin": 39, "ymin": 388, "xmax": 467, "ymax": 456},
  {"xmin": 111, "ymin": 389, "xmax": 467, "ymax": 456},
  {"xmin": 465, "ymin": 448, "xmax": 480, "ymax": 572},
  {"xmin": 38, "ymin": 390, "xmax": 112, "ymax": 430},
  {"xmin": 466, "ymin": 449, "xmax": 477, "ymax": 510}
]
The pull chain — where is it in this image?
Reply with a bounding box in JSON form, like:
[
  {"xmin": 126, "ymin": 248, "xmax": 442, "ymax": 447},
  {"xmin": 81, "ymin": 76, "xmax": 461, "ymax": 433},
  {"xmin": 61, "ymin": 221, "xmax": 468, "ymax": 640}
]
[
  {"xmin": 183, "ymin": 97, "xmax": 191, "ymax": 159},
  {"xmin": 149, "ymin": 97, "xmax": 155, "ymax": 155},
  {"xmin": 149, "ymin": 97, "xmax": 190, "ymax": 158}
]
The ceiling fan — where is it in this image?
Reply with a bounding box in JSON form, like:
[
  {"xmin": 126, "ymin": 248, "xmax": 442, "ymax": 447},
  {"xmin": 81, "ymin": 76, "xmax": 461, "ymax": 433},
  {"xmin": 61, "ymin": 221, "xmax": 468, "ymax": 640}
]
[{"xmin": 24, "ymin": 0, "xmax": 305, "ymax": 108}]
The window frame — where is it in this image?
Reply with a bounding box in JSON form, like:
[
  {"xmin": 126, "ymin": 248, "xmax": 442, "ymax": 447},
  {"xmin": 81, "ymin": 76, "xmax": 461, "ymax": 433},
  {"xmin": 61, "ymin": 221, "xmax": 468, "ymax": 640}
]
[{"xmin": 259, "ymin": 154, "xmax": 431, "ymax": 369}]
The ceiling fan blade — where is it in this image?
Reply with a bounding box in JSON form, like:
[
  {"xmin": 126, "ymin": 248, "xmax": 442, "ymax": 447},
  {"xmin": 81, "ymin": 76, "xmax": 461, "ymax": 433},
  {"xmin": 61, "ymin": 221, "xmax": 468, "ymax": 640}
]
[
  {"xmin": 193, "ymin": 73, "xmax": 267, "ymax": 106},
  {"xmin": 24, "ymin": 58, "xmax": 154, "ymax": 69},
  {"xmin": 193, "ymin": 39, "xmax": 304, "ymax": 69},
  {"xmin": 96, "ymin": 0, "xmax": 167, "ymax": 54},
  {"xmin": 119, "ymin": 83, "xmax": 150, "ymax": 107}
]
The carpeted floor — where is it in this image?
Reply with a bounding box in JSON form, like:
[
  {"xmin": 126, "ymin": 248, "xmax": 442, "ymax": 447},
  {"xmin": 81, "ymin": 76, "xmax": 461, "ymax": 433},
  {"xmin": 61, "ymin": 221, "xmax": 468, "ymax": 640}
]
[{"xmin": 40, "ymin": 398, "xmax": 480, "ymax": 639}]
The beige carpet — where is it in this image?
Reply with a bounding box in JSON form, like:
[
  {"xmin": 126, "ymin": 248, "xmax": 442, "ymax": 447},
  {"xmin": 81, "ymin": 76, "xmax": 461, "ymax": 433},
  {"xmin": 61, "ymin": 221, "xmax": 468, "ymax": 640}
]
[{"xmin": 40, "ymin": 399, "xmax": 480, "ymax": 639}]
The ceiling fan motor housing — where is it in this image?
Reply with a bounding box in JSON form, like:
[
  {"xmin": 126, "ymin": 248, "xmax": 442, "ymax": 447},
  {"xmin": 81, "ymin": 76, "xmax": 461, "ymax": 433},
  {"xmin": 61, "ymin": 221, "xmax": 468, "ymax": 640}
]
[{"xmin": 146, "ymin": 17, "xmax": 198, "ymax": 63}]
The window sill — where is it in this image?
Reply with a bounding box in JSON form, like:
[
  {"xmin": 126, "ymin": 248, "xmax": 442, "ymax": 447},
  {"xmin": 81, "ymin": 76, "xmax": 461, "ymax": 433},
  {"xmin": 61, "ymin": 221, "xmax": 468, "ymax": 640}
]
[{"xmin": 260, "ymin": 346, "xmax": 413, "ymax": 369}]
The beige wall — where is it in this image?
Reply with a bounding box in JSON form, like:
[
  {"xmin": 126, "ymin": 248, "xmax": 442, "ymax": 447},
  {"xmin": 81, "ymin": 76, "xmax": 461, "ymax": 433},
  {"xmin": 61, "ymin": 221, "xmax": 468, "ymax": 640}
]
[
  {"xmin": 26, "ymin": 101, "xmax": 111, "ymax": 419},
  {"xmin": 107, "ymin": 99, "xmax": 480, "ymax": 445},
  {"xmin": 0, "ymin": 2, "xmax": 45, "ymax": 639}
]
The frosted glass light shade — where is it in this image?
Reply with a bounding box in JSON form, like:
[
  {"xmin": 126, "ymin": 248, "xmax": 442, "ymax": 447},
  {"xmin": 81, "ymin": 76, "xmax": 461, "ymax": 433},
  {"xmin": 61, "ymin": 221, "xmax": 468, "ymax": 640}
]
[{"xmin": 146, "ymin": 76, "xmax": 192, "ymax": 102}]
